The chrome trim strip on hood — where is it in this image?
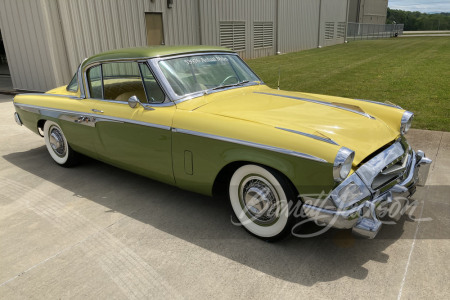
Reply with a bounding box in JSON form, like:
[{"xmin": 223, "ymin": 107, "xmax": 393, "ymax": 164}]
[
  {"xmin": 172, "ymin": 128, "xmax": 328, "ymax": 163},
  {"xmin": 254, "ymin": 92, "xmax": 375, "ymax": 119},
  {"xmin": 354, "ymin": 98, "xmax": 402, "ymax": 109},
  {"xmin": 276, "ymin": 127, "xmax": 338, "ymax": 145}
]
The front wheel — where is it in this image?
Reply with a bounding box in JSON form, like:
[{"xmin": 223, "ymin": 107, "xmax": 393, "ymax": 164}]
[
  {"xmin": 229, "ymin": 164, "xmax": 298, "ymax": 241},
  {"xmin": 43, "ymin": 121, "xmax": 78, "ymax": 167}
]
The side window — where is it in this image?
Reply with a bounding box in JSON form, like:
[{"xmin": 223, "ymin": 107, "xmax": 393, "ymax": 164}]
[
  {"xmin": 87, "ymin": 65, "xmax": 103, "ymax": 99},
  {"xmin": 139, "ymin": 63, "xmax": 165, "ymax": 104},
  {"xmin": 67, "ymin": 72, "xmax": 78, "ymax": 92},
  {"xmin": 102, "ymin": 62, "xmax": 147, "ymax": 103}
]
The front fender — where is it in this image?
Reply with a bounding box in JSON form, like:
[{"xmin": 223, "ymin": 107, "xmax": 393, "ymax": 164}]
[{"xmin": 172, "ymin": 130, "xmax": 334, "ymax": 197}]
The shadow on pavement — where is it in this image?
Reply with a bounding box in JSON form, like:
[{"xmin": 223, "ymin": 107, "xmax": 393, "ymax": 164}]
[{"xmin": 4, "ymin": 146, "xmax": 427, "ymax": 286}]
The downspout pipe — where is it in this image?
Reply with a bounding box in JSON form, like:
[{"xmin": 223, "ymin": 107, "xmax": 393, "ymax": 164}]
[
  {"xmin": 276, "ymin": 0, "xmax": 279, "ymax": 54},
  {"xmin": 318, "ymin": 0, "xmax": 322, "ymax": 48}
]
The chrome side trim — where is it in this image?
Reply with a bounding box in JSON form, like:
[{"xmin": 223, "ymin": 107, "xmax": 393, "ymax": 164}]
[
  {"xmin": 14, "ymin": 103, "xmax": 171, "ymax": 131},
  {"xmin": 78, "ymin": 60, "xmax": 86, "ymax": 99},
  {"xmin": 16, "ymin": 93, "xmax": 81, "ymax": 100},
  {"xmin": 276, "ymin": 127, "xmax": 338, "ymax": 145},
  {"xmin": 354, "ymin": 98, "xmax": 402, "ymax": 109},
  {"xmin": 172, "ymin": 128, "xmax": 328, "ymax": 163},
  {"xmin": 86, "ymin": 97, "xmax": 176, "ymax": 108},
  {"xmin": 254, "ymin": 92, "xmax": 375, "ymax": 119}
]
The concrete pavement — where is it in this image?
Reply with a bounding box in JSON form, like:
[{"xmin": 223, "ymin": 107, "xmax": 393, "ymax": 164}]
[
  {"xmin": 403, "ymin": 31, "xmax": 450, "ymax": 34},
  {"xmin": 401, "ymin": 34, "xmax": 450, "ymax": 37},
  {"xmin": 0, "ymin": 95, "xmax": 449, "ymax": 299}
]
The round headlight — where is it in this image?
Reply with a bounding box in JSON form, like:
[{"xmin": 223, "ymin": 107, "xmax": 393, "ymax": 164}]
[
  {"xmin": 333, "ymin": 147, "xmax": 355, "ymax": 182},
  {"xmin": 401, "ymin": 111, "xmax": 414, "ymax": 135}
]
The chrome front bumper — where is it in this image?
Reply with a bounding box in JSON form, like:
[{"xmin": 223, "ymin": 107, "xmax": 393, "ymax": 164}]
[{"xmin": 302, "ymin": 147, "xmax": 432, "ymax": 239}]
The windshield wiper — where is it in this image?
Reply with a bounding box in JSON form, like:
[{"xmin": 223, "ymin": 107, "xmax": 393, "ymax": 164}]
[{"xmin": 209, "ymin": 80, "xmax": 251, "ymax": 92}]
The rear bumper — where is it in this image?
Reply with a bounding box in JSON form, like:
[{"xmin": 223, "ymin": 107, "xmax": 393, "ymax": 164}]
[
  {"xmin": 14, "ymin": 112, "xmax": 22, "ymax": 126},
  {"xmin": 302, "ymin": 149, "xmax": 432, "ymax": 239}
]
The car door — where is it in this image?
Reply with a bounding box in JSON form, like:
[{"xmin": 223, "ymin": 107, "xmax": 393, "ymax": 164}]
[
  {"xmin": 85, "ymin": 61, "xmax": 176, "ymax": 185},
  {"xmin": 56, "ymin": 71, "xmax": 100, "ymax": 159}
]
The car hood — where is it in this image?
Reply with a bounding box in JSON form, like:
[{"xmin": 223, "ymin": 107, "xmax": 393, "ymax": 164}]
[{"xmin": 193, "ymin": 87, "xmax": 399, "ymax": 164}]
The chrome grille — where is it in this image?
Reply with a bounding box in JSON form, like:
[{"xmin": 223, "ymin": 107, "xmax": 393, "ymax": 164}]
[
  {"xmin": 372, "ymin": 152, "xmax": 411, "ymax": 190},
  {"xmin": 355, "ymin": 138, "xmax": 411, "ymax": 193}
]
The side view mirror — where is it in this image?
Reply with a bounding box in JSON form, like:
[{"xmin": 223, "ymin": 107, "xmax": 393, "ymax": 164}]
[
  {"xmin": 128, "ymin": 95, "xmax": 154, "ymax": 110},
  {"xmin": 128, "ymin": 95, "xmax": 141, "ymax": 109}
]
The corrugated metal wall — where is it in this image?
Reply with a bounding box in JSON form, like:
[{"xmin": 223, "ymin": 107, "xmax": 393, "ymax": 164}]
[
  {"xmin": 57, "ymin": 0, "xmax": 200, "ymax": 79},
  {"xmin": 1, "ymin": 0, "xmax": 354, "ymax": 92},
  {"xmin": 320, "ymin": 0, "xmax": 349, "ymax": 47},
  {"xmin": 277, "ymin": 0, "xmax": 320, "ymax": 54},
  {"xmin": 0, "ymin": 0, "xmax": 69, "ymax": 91},
  {"xmin": 359, "ymin": 0, "xmax": 388, "ymax": 24},
  {"xmin": 199, "ymin": 0, "xmax": 276, "ymax": 59},
  {"xmin": 348, "ymin": 0, "xmax": 360, "ymax": 23},
  {"xmin": 348, "ymin": 0, "xmax": 388, "ymax": 25}
]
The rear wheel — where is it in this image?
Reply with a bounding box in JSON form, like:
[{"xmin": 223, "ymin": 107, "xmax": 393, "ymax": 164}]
[
  {"xmin": 43, "ymin": 121, "xmax": 77, "ymax": 167},
  {"xmin": 229, "ymin": 164, "xmax": 298, "ymax": 241}
]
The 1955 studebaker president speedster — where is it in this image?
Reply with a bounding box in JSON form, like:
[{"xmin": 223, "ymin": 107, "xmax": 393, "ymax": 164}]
[{"xmin": 13, "ymin": 46, "xmax": 432, "ymax": 240}]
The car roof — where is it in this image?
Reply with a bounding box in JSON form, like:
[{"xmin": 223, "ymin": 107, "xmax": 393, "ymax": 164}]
[{"xmin": 81, "ymin": 45, "xmax": 234, "ymax": 68}]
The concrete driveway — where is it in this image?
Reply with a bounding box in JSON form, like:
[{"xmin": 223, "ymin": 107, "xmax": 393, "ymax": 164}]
[{"xmin": 0, "ymin": 95, "xmax": 449, "ymax": 299}]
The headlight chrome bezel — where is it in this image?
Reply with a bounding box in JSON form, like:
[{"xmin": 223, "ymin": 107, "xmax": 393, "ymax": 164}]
[
  {"xmin": 333, "ymin": 147, "xmax": 355, "ymax": 182},
  {"xmin": 330, "ymin": 173, "xmax": 371, "ymax": 209},
  {"xmin": 401, "ymin": 111, "xmax": 414, "ymax": 135}
]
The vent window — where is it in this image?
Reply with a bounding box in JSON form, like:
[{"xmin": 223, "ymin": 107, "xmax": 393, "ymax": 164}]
[
  {"xmin": 220, "ymin": 21, "xmax": 246, "ymax": 51},
  {"xmin": 325, "ymin": 22, "xmax": 335, "ymax": 40},
  {"xmin": 337, "ymin": 22, "xmax": 346, "ymax": 38},
  {"xmin": 253, "ymin": 22, "xmax": 274, "ymax": 49}
]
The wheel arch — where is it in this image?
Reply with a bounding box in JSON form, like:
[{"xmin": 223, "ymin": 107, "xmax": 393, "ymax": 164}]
[
  {"xmin": 212, "ymin": 159, "xmax": 300, "ymax": 199},
  {"xmin": 37, "ymin": 119, "xmax": 47, "ymax": 136}
]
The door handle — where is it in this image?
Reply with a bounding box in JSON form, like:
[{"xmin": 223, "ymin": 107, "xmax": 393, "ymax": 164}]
[{"xmin": 91, "ymin": 109, "xmax": 104, "ymax": 113}]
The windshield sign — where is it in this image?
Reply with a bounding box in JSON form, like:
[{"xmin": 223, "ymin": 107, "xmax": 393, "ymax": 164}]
[{"xmin": 158, "ymin": 54, "xmax": 260, "ymax": 97}]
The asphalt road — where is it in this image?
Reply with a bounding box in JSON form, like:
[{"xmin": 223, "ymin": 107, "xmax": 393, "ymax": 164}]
[{"xmin": 0, "ymin": 95, "xmax": 449, "ymax": 299}]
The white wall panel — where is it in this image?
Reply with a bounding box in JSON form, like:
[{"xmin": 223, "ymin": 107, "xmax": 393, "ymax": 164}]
[
  {"xmin": 199, "ymin": 0, "xmax": 277, "ymax": 59},
  {"xmin": 0, "ymin": 0, "xmax": 355, "ymax": 91},
  {"xmin": 320, "ymin": 0, "xmax": 349, "ymax": 47},
  {"xmin": 278, "ymin": 0, "xmax": 321, "ymax": 54},
  {"xmin": 0, "ymin": 0, "xmax": 67, "ymax": 91}
]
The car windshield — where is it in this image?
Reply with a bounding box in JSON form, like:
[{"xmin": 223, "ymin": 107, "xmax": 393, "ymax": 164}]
[{"xmin": 158, "ymin": 54, "xmax": 261, "ymax": 97}]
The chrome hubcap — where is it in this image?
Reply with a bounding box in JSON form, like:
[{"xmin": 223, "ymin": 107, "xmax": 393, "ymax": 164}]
[
  {"xmin": 240, "ymin": 176, "xmax": 279, "ymax": 224},
  {"xmin": 49, "ymin": 127, "xmax": 66, "ymax": 157}
]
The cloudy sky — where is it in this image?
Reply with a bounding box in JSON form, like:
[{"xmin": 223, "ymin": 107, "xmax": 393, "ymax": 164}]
[{"xmin": 389, "ymin": 0, "xmax": 450, "ymax": 13}]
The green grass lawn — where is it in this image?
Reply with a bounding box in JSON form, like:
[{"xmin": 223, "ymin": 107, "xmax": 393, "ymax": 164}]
[{"xmin": 246, "ymin": 37, "xmax": 450, "ymax": 132}]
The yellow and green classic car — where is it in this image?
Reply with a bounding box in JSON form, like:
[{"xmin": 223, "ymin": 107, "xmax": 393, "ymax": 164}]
[{"xmin": 13, "ymin": 46, "xmax": 432, "ymax": 240}]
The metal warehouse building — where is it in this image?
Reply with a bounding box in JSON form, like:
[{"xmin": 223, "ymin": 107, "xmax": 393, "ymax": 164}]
[
  {"xmin": 348, "ymin": 0, "xmax": 389, "ymax": 24},
  {"xmin": 0, "ymin": 0, "xmax": 386, "ymax": 92}
]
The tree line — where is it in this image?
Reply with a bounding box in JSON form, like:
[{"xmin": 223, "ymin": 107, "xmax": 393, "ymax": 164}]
[{"xmin": 386, "ymin": 8, "xmax": 450, "ymax": 31}]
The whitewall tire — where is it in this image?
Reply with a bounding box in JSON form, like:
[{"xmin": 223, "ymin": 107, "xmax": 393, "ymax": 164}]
[
  {"xmin": 43, "ymin": 121, "xmax": 77, "ymax": 167},
  {"xmin": 229, "ymin": 164, "xmax": 297, "ymax": 241}
]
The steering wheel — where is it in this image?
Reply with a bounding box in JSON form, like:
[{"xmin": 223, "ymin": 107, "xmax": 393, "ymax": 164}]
[{"xmin": 219, "ymin": 75, "xmax": 239, "ymax": 86}]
